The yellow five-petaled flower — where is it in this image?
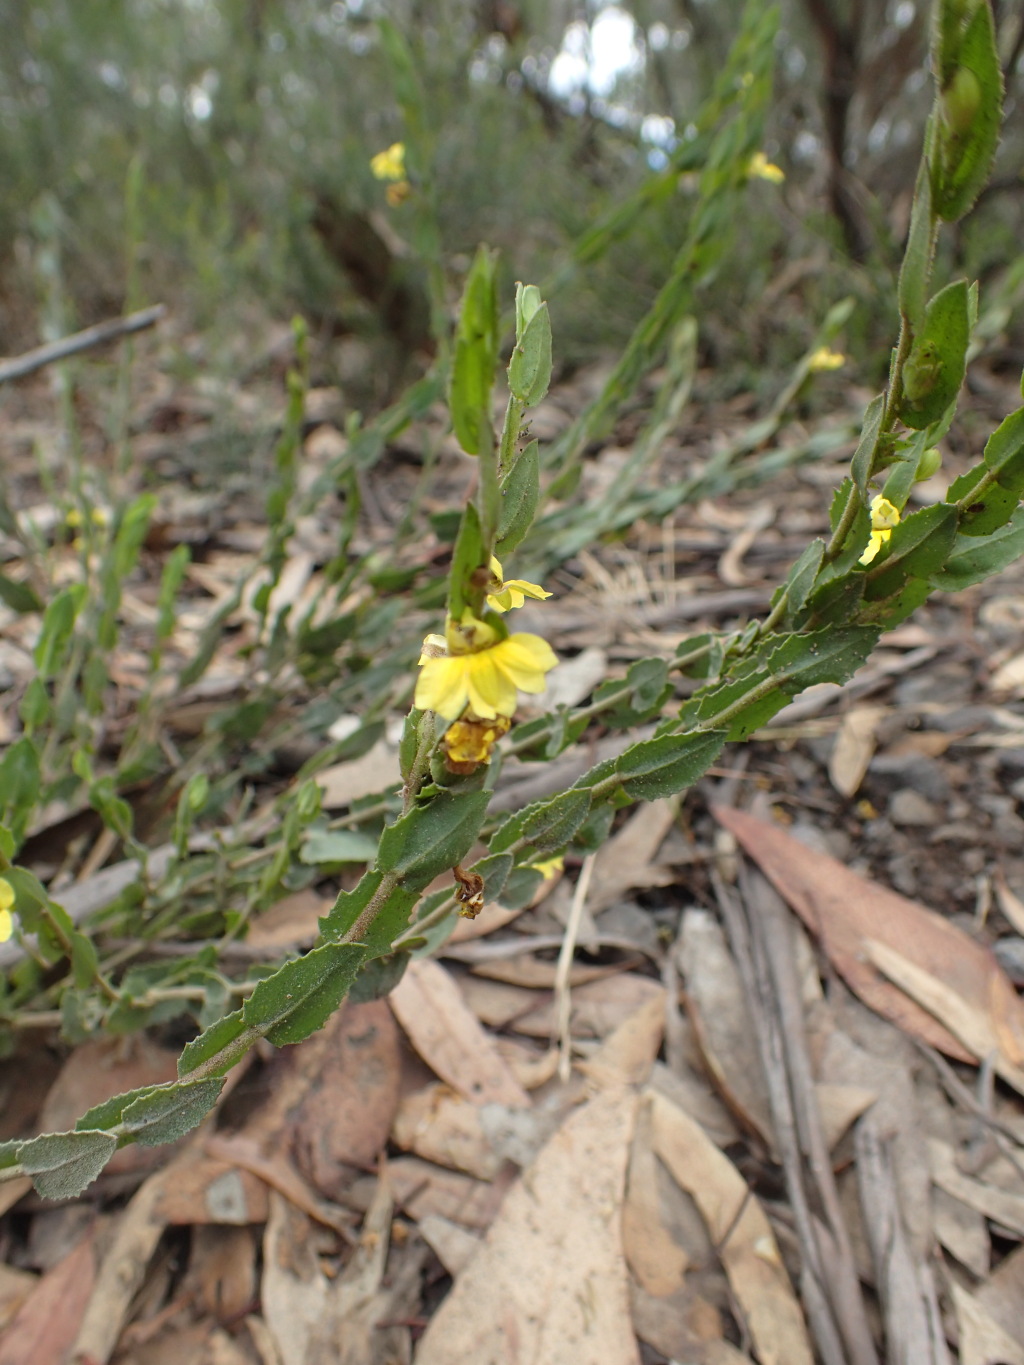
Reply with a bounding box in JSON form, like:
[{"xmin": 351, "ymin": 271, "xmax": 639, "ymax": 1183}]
[
  {"xmin": 0, "ymin": 877, "xmax": 14, "ymax": 944},
  {"xmin": 859, "ymin": 494, "xmax": 901, "ymax": 566},
  {"xmin": 415, "ymin": 609, "xmax": 558, "ymax": 722},
  {"xmin": 486, "ymin": 557, "xmax": 552, "ymax": 613},
  {"xmin": 370, "ymin": 142, "xmax": 406, "ymax": 181},
  {"xmin": 747, "ymin": 151, "xmax": 785, "ymax": 184}
]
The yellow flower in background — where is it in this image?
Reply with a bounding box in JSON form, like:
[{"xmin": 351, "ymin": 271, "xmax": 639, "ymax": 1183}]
[
  {"xmin": 747, "ymin": 151, "xmax": 785, "ymax": 184},
  {"xmin": 0, "ymin": 878, "xmax": 14, "ymax": 944},
  {"xmin": 859, "ymin": 495, "xmax": 901, "ymax": 566},
  {"xmin": 486, "ymin": 557, "xmax": 552, "ymax": 613},
  {"xmin": 530, "ymin": 855, "xmax": 564, "ymax": 881},
  {"xmin": 415, "ymin": 617, "xmax": 558, "ymax": 721},
  {"xmin": 808, "ymin": 346, "xmax": 845, "ymax": 372},
  {"xmin": 370, "ymin": 142, "xmax": 406, "ymax": 181}
]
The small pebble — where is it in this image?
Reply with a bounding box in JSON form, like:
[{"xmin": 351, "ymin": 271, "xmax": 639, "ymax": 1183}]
[{"xmin": 888, "ymin": 788, "xmax": 939, "ymax": 827}]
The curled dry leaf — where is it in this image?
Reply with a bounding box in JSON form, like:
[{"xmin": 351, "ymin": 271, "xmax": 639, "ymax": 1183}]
[
  {"xmin": 951, "ymin": 1282, "xmax": 1024, "ymax": 1365},
  {"xmin": 827, "ymin": 705, "xmax": 886, "ymax": 798}
]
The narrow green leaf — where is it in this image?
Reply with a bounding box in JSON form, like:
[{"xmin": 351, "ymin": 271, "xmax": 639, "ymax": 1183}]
[
  {"xmin": 34, "ymin": 584, "xmax": 86, "ymax": 680},
  {"xmin": 301, "ymin": 829, "xmax": 379, "ymax": 865},
  {"xmin": 774, "ymin": 539, "xmax": 825, "ymax": 622},
  {"xmin": 765, "ymin": 625, "xmax": 881, "ymax": 693},
  {"xmin": 376, "ymin": 789, "xmax": 491, "ymax": 891},
  {"xmin": 490, "ymin": 789, "xmax": 593, "ymax": 856},
  {"xmin": 18, "ymin": 1129, "xmax": 117, "ymax": 1200},
  {"xmin": 177, "ymin": 1009, "xmax": 247, "ymax": 1079},
  {"xmin": 507, "ymin": 302, "xmax": 553, "ymax": 407},
  {"xmin": 851, "ymin": 395, "xmax": 886, "ymax": 497},
  {"xmin": 447, "ymin": 501, "xmax": 485, "ymax": 619},
  {"xmin": 898, "ymin": 281, "xmax": 970, "ymax": 430},
  {"xmin": 932, "ymin": 1, "xmax": 1003, "ymax": 223},
  {"xmin": 496, "ymin": 440, "xmax": 540, "ymax": 555},
  {"xmin": 121, "ymin": 1078, "xmax": 225, "ymax": 1146},
  {"xmin": 931, "ymin": 507, "xmax": 1024, "ymax": 589},
  {"xmin": 864, "ymin": 503, "xmax": 958, "ymax": 598},
  {"xmin": 950, "ymin": 406, "xmax": 1024, "ymax": 535},
  {"xmin": 897, "ymin": 163, "xmax": 934, "ymax": 324},
  {"xmin": 77, "ymin": 1085, "xmax": 161, "ymax": 1134},
  {"xmin": 615, "ymin": 729, "xmax": 726, "ymax": 800},
  {"xmin": 243, "ymin": 942, "xmax": 367, "ymax": 1047}
]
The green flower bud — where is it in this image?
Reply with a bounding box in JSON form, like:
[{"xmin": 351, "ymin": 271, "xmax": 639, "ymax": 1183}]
[
  {"xmin": 514, "ymin": 283, "xmax": 543, "ymax": 342},
  {"xmin": 942, "ymin": 67, "xmax": 982, "ymax": 137},
  {"xmin": 915, "ymin": 446, "xmax": 942, "ymax": 481}
]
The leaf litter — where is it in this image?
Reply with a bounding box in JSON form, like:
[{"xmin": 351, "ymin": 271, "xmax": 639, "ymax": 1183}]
[{"xmin": 3, "ymin": 350, "xmax": 1024, "ymax": 1363}]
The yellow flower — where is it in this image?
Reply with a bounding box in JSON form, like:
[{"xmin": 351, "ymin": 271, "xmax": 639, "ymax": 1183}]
[
  {"xmin": 808, "ymin": 346, "xmax": 845, "ymax": 372},
  {"xmin": 859, "ymin": 495, "xmax": 901, "ymax": 566},
  {"xmin": 747, "ymin": 151, "xmax": 785, "ymax": 184},
  {"xmin": 415, "ymin": 619, "xmax": 558, "ymax": 721},
  {"xmin": 530, "ymin": 855, "xmax": 564, "ymax": 881},
  {"xmin": 385, "ymin": 180, "xmax": 411, "ymax": 206},
  {"xmin": 486, "ymin": 557, "xmax": 552, "ymax": 613},
  {"xmin": 0, "ymin": 878, "xmax": 14, "ymax": 944},
  {"xmin": 370, "ymin": 142, "xmax": 406, "ymax": 181}
]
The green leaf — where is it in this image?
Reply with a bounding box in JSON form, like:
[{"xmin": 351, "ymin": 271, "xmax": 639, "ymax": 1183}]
[
  {"xmin": 491, "ymin": 789, "xmax": 593, "ymax": 857},
  {"xmin": 177, "ymin": 1009, "xmax": 247, "ymax": 1079},
  {"xmin": 932, "ymin": 1, "xmax": 1003, "ymax": 223},
  {"xmin": 497, "ymin": 865, "xmax": 544, "ymax": 910},
  {"xmin": 898, "ymin": 281, "xmax": 970, "ymax": 430},
  {"xmin": 301, "ymin": 829, "xmax": 379, "ymax": 865},
  {"xmin": 0, "ymin": 572, "xmax": 43, "ymax": 614},
  {"xmin": 496, "ymin": 440, "xmax": 540, "ymax": 555},
  {"xmin": 34, "ymin": 584, "xmax": 86, "ymax": 680},
  {"xmin": 76, "ymin": 1085, "xmax": 161, "ymax": 1134},
  {"xmin": 592, "ymin": 657, "xmax": 672, "ymax": 727},
  {"xmin": 864, "ymin": 503, "xmax": 958, "ymax": 598},
  {"xmin": 473, "ymin": 851, "xmax": 514, "ymax": 899},
  {"xmin": 449, "ymin": 246, "xmax": 498, "ymax": 456},
  {"xmin": 764, "ymin": 625, "xmax": 881, "ymax": 692},
  {"xmin": 773, "ymin": 539, "xmax": 825, "ymax": 623},
  {"xmin": 615, "ymin": 729, "xmax": 726, "ymax": 800},
  {"xmin": 121, "ymin": 1079, "xmax": 225, "ymax": 1146},
  {"xmin": 851, "ymin": 394, "xmax": 886, "ymax": 497},
  {"xmin": 898, "ymin": 163, "xmax": 934, "ymax": 325},
  {"xmin": 507, "ymin": 302, "xmax": 553, "ymax": 407},
  {"xmin": 447, "ymin": 501, "xmax": 485, "ymax": 620},
  {"xmin": 18, "ymin": 1129, "xmax": 117, "ymax": 1200},
  {"xmin": 243, "ymin": 942, "xmax": 367, "ymax": 1046},
  {"xmin": 931, "ymin": 507, "xmax": 1024, "ymax": 589},
  {"xmin": 949, "ymin": 406, "xmax": 1024, "ymax": 535},
  {"xmin": 376, "ymin": 789, "xmax": 491, "ymax": 891},
  {"xmin": 348, "ymin": 952, "xmax": 410, "ymax": 1003},
  {"xmin": 0, "ymin": 739, "xmax": 41, "ymax": 840}
]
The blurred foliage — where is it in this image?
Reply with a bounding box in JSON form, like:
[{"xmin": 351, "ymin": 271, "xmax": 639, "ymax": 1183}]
[{"xmin": 1, "ymin": 0, "xmax": 1022, "ymax": 389}]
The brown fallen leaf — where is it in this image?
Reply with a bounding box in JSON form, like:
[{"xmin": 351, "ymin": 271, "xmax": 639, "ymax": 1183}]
[
  {"xmin": 414, "ymin": 1084, "xmax": 641, "ymax": 1365},
  {"xmin": 509, "ymin": 973, "xmax": 665, "ymax": 1041},
  {"xmin": 587, "ymin": 799, "xmax": 678, "ymax": 914},
  {"xmin": 0, "ymin": 1228, "xmax": 95, "ymax": 1365},
  {"xmin": 623, "ymin": 1096, "xmax": 690, "ymax": 1297},
  {"xmin": 386, "ymin": 1155, "xmax": 509, "ymax": 1230},
  {"xmin": 929, "ymin": 1137, "xmax": 1024, "ymax": 1236},
  {"xmin": 650, "ymin": 1091, "xmax": 814, "ymax": 1365},
  {"xmin": 828, "ymin": 705, "xmax": 886, "ymax": 798},
  {"xmin": 390, "ymin": 958, "xmax": 530, "ymax": 1108},
  {"xmin": 416, "ymin": 1214, "xmax": 481, "ymax": 1276},
  {"xmin": 714, "ymin": 805, "xmax": 1024, "ymax": 1064},
  {"xmin": 0, "ymin": 1265, "xmax": 36, "ymax": 1334},
  {"xmin": 951, "ymin": 1282, "xmax": 1024, "ymax": 1365},
  {"xmin": 152, "ymin": 1155, "xmax": 270, "ymax": 1225},
  {"xmin": 391, "ymin": 1082, "xmax": 506, "ymax": 1180}
]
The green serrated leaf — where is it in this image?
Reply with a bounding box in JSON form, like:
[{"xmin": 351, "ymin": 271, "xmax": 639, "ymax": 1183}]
[
  {"xmin": 121, "ymin": 1078, "xmax": 224, "ymax": 1146},
  {"xmin": 864, "ymin": 503, "xmax": 958, "ymax": 598},
  {"xmin": 898, "ymin": 163, "xmax": 934, "ymax": 324},
  {"xmin": 766, "ymin": 625, "xmax": 881, "ymax": 693},
  {"xmin": 243, "ymin": 941, "xmax": 367, "ymax": 1047},
  {"xmin": 473, "ymin": 851, "xmax": 514, "ymax": 899},
  {"xmin": 497, "ymin": 864, "xmax": 544, "ymax": 910},
  {"xmin": 18, "ymin": 1129, "xmax": 117, "ymax": 1200},
  {"xmin": 491, "ymin": 788, "xmax": 593, "ymax": 857},
  {"xmin": 496, "ymin": 440, "xmax": 540, "ymax": 555},
  {"xmin": 774, "ymin": 539, "xmax": 825, "ymax": 622},
  {"xmin": 348, "ymin": 952, "xmax": 410, "ymax": 1003},
  {"xmin": 899, "ymin": 281, "xmax": 970, "ymax": 430},
  {"xmin": 76, "ymin": 1085, "xmax": 160, "ymax": 1134},
  {"xmin": 931, "ymin": 507, "xmax": 1024, "ymax": 589},
  {"xmin": 177, "ymin": 1009, "xmax": 246, "ymax": 1078},
  {"xmin": 950, "ymin": 406, "xmax": 1024, "ymax": 536},
  {"xmin": 851, "ymin": 395, "xmax": 886, "ymax": 496},
  {"xmin": 932, "ymin": 1, "xmax": 1003, "ymax": 223},
  {"xmin": 615, "ymin": 729, "xmax": 726, "ymax": 800},
  {"xmin": 376, "ymin": 789, "xmax": 490, "ymax": 891}
]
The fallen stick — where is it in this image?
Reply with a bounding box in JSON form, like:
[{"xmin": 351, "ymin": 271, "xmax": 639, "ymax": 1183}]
[{"xmin": 0, "ymin": 303, "xmax": 166, "ymax": 384}]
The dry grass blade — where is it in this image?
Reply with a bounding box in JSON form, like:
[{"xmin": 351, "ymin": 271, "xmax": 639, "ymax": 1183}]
[{"xmin": 555, "ymin": 851, "xmax": 596, "ymax": 1082}]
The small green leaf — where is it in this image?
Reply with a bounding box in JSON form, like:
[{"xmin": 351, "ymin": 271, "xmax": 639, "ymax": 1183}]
[
  {"xmin": 449, "ymin": 246, "xmax": 498, "ymax": 456},
  {"xmin": 473, "ymin": 851, "xmax": 514, "ymax": 899},
  {"xmin": 376, "ymin": 789, "xmax": 491, "ymax": 891},
  {"xmin": 899, "ymin": 281, "xmax": 970, "ymax": 430},
  {"xmin": 615, "ymin": 729, "xmax": 726, "ymax": 800},
  {"xmin": 348, "ymin": 952, "xmax": 410, "ymax": 1003},
  {"xmin": 851, "ymin": 394, "xmax": 886, "ymax": 497},
  {"xmin": 121, "ymin": 1078, "xmax": 225, "ymax": 1146},
  {"xmin": 177, "ymin": 1009, "xmax": 247, "ymax": 1079},
  {"xmin": 765, "ymin": 625, "xmax": 881, "ymax": 693},
  {"xmin": 949, "ymin": 406, "xmax": 1024, "ymax": 535},
  {"xmin": 18, "ymin": 1129, "xmax": 117, "ymax": 1200},
  {"xmin": 931, "ymin": 507, "xmax": 1024, "ymax": 589},
  {"xmin": 497, "ymin": 865, "xmax": 544, "ymax": 910},
  {"xmin": 491, "ymin": 789, "xmax": 593, "ymax": 857},
  {"xmin": 0, "ymin": 739, "xmax": 41, "ymax": 841},
  {"xmin": 864, "ymin": 503, "xmax": 958, "ymax": 598},
  {"xmin": 34, "ymin": 584, "xmax": 87, "ymax": 680},
  {"xmin": 507, "ymin": 302, "xmax": 552, "ymax": 407},
  {"xmin": 447, "ymin": 501, "xmax": 485, "ymax": 620},
  {"xmin": 496, "ymin": 440, "xmax": 540, "ymax": 555},
  {"xmin": 243, "ymin": 942, "xmax": 367, "ymax": 1047},
  {"xmin": 898, "ymin": 163, "xmax": 934, "ymax": 325},
  {"xmin": 774, "ymin": 539, "xmax": 825, "ymax": 623},
  {"xmin": 77, "ymin": 1085, "xmax": 161, "ymax": 1134}
]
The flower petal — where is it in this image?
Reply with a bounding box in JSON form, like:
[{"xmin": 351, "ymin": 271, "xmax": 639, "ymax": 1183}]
[
  {"xmin": 466, "ymin": 652, "xmax": 518, "ymax": 718},
  {"xmin": 493, "ymin": 634, "xmax": 558, "ymax": 692},
  {"xmin": 415, "ymin": 656, "xmax": 470, "ymax": 720}
]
